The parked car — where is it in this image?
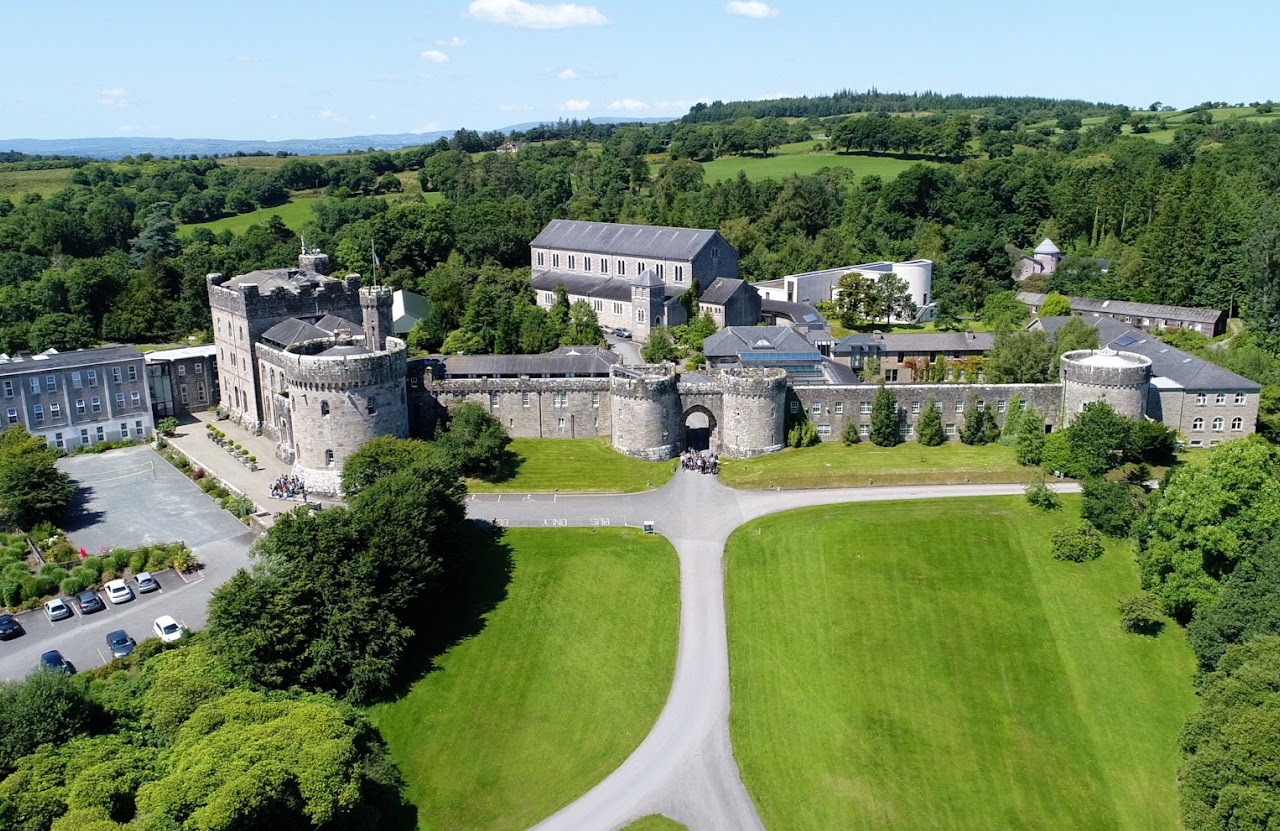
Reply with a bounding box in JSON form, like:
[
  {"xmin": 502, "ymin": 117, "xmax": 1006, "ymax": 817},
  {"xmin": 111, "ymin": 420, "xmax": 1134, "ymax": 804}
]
[
  {"xmin": 76, "ymin": 590, "xmax": 105, "ymax": 614},
  {"xmin": 0, "ymin": 614, "xmax": 22, "ymax": 640},
  {"xmin": 134, "ymin": 572, "xmax": 160, "ymax": 593},
  {"xmin": 105, "ymin": 629, "xmax": 136, "ymax": 659},
  {"xmin": 39, "ymin": 650, "xmax": 75, "ymax": 675},
  {"xmin": 153, "ymin": 615, "xmax": 184, "ymax": 643},
  {"xmin": 614, "ymin": 327, "xmax": 632, "ymax": 339},
  {"xmin": 44, "ymin": 597, "xmax": 73, "ymax": 622},
  {"xmin": 104, "ymin": 579, "xmax": 133, "ymax": 605}
]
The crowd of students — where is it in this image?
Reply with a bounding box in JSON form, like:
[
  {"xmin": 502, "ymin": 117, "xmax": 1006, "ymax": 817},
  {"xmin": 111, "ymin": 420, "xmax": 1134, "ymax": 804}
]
[
  {"xmin": 680, "ymin": 450, "xmax": 718, "ymax": 474},
  {"xmin": 269, "ymin": 474, "xmax": 308, "ymax": 501}
]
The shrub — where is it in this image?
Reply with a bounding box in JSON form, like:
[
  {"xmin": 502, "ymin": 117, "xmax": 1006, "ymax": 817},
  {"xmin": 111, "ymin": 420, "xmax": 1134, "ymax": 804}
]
[
  {"xmin": 1025, "ymin": 479, "xmax": 1061, "ymax": 511},
  {"xmin": 59, "ymin": 574, "xmax": 90, "ymax": 595},
  {"xmin": 1052, "ymin": 521, "xmax": 1105, "ymax": 562},
  {"xmin": 1118, "ymin": 593, "xmax": 1165, "ymax": 635},
  {"xmin": 1082, "ymin": 477, "xmax": 1142, "ymax": 537},
  {"xmin": 787, "ymin": 419, "xmax": 819, "ymax": 448},
  {"xmin": 916, "ymin": 400, "xmax": 945, "ymax": 446},
  {"xmin": 172, "ymin": 549, "xmax": 197, "ymax": 572},
  {"xmin": 841, "ymin": 420, "xmax": 860, "ymax": 445},
  {"xmin": 157, "ymin": 417, "xmax": 179, "ymax": 437}
]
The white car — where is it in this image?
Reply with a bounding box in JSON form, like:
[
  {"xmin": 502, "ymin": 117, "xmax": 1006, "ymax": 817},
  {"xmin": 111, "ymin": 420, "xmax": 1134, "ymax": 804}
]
[
  {"xmin": 153, "ymin": 615, "xmax": 185, "ymax": 643},
  {"xmin": 104, "ymin": 579, "xmax": 133, "ymax": 605},
  {"xmin": 43, "ymin": 597, "xmax": 73, "ymax": 621}
]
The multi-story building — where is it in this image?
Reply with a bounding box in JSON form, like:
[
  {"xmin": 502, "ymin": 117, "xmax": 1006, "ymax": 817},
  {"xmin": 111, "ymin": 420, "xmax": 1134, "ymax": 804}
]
[
  {"xmin": 754, "ymin": 260, "xmax": 934, "ymax": 323},
  {"xmin": 0, "ymin": 346, "xmax": 154, "ymax": 450},
  {"xmin": 145, "ymin": 344, "xmax": 218, "ymax": 420},
  {"xmin": 833, "ymin": 331, "xmax": 995, "ymax": 382}
]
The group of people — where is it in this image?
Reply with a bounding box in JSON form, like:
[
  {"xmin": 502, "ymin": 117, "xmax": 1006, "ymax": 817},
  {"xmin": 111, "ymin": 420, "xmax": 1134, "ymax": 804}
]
[
  {"xmin": 269, "ymin": 474, "xmax": 308, "ymax": 501},
  {"xmin": 680, "ymin": 449, "xmax": 719, "ymax": 475}
]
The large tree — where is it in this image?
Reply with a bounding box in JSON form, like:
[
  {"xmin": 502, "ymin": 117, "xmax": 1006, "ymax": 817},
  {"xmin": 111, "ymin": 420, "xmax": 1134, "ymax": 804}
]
[
  {"xmin": 0, "ymin": 427, "xmax": 74, "ymax": 529},
  {"xmin": 869, "ymin": 383, "xmax": 900, "ymax": 447},
  {"xmin": 437, "ymin": 403, "xmax": 515, "ymax": 480}
]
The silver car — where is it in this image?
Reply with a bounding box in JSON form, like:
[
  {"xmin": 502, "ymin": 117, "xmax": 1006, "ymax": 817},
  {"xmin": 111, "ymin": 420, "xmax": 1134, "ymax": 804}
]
[{"xmin": 43, "ymin": 597, "xmax": 73, "ymax": 622}]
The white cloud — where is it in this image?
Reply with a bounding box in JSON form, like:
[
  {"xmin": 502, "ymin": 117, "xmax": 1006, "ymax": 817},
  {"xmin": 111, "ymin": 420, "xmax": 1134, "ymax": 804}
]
[
  {"xmin": 421, "ymin": 49, "xmax": 450, "ymax": 63},
  {"xmin": 99, "ymin": 88, "xmax": 129, "ymax": 107},
  {"xmin": 560, "ymin": 98, "xmax": 591, "ymax": 112},
  {"xmin": 468, "ymin": 0, "xmax": 607, "ymax": 29},
  {"xmin": 608, "ymin": 98, "xmax": 648, "ymax": 112},
  {"xmin": 557, "ymin": 68, "xmax": 578, "ymax": 80},
  {"xmin": 725, "ymin": 1, "xmax": 779, "ymax": 18},
  {"xmin": 500, "ymin": 103, "xmax": 536, "ymax": 112},
  {"xmin": 318, "ymin": 108, "xmax": 347, "ymax": 122},
  {"xmin": 416, "ymin": 121, "xmax": 442, "ymax": 132},
  {"xmin": 436, "ymin": 35, "xmax": 467, "ymax": 46}
]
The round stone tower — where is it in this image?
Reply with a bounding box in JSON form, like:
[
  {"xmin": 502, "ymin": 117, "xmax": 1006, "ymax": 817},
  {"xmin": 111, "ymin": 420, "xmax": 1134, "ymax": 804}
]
[
  {"xmin": 719, "ymin": 367, "xmax": 788, "ymax": 458},
  {"xmin": 280, "ymin": 334, "xmax": 409, "ymax": 494},
  {"xmin": 609, "ymin": 365, "xmax": 681, "ymax": 460},
  {"xmin": 1059, "ymin": 348, "xmax": 1152, "ymax": 423}
]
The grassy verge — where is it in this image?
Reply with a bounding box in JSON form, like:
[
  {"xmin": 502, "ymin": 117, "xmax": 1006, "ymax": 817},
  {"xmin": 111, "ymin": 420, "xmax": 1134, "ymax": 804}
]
[
  {"xmin": 726, "ymin": 496, "xmax": 1195, "ymax": 830},
  {"xmin": 369, "ymin": 527, "xmax": 678, "ymax": 831},
  {"xmin": 718, "ymin": 440, "xmax": 1028, "ymax": 489},
  {"xmin": 622, "ymin": 816, "xmax": 689, "ymax": 830},
  {"xmin": 467, "ymin": 438, "xmax": 676, "ymax": 493}
]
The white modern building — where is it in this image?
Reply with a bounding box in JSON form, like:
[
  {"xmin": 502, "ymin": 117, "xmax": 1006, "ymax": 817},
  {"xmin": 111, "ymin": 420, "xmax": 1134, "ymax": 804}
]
[{"xmin": 755, "ymin": 260, "xmax": 934, "ymax": 323}]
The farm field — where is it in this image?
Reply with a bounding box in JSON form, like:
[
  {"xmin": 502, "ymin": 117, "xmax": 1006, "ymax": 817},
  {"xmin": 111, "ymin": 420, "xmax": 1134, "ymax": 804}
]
[
  {"xmin": 718, "ymin": 440, "xmax": 1027, "ymax": 489},
  {"xmin": 0, "ymin": 166, "xmax": 74, "ymax": 200},
  {"xmin": 466, "ymin": 437, "xmax": 676, "ymax": 493},
  {"xmin": 177, "ymin": 197, "xmax": 327, "ymax": 236},
  {"xmin": 369, "ymin": 527, "xmax": 679, "ymax": 831},
  {"xmin": 725, "ymin": 496, "xmax": 1196, "ymax": 831},
  {"xmin": 700, "ymin": 148, "xmax": 943, "ymax": 183}
]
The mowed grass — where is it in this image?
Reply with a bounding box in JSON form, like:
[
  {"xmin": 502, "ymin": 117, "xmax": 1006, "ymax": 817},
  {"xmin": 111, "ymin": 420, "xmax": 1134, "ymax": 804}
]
[
  {"xmin": 0, "ymin": 167, "xmax": 74, "ymax": 200},
  {"xmin": 726, "ymin": 496, "xmax": 1196, "ymax": 831},
  {"xmin": 622, "ymin": 816, "xmax": 689, "ymax": 830},
  {"xmin": 718, "ymin": 440, "xmax": 1027, "ymax": 489},
  {"xmin": 467, "ymin": 437, "xmax": 675, "ymax": 493},
  {"xmin": 369, "ymin": 527, "xmax": 679, "ymax": 831},
  {"xmin": 177, "ymin": 197, "xmax": 326, "ymax": 236},
  {"xmin": 701, "ymin": 150, "xmax": 941, "ymax": 183}
]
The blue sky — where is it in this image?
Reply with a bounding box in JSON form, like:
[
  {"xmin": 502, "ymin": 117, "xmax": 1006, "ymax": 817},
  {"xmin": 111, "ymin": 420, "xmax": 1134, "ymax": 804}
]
[{"xmin": 2, "ymin": 0, "xmax": 1277, "ymax": 141}]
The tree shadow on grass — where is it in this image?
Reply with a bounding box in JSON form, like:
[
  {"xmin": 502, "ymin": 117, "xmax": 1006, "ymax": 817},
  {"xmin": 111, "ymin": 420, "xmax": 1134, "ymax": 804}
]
[
  {"xmin": 60, "ymin": 485, "xmax": 105, "ymax": 534},
  {"xmin": 387, "ymin": 519, "xmax": 515, "ymax": 698},
  {"xmin": 474, "ymin": 448, "xmax": 525, "ymax": 485}
]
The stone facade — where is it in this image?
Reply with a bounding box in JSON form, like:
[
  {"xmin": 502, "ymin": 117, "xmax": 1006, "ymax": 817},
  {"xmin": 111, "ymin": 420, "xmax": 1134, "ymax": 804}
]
[
  {"xmin": 420, "ymin": 377, "xmax": 612, "ymax": 441},
  {"xmin": 1059, "ymin": 349, "xmax": 1152, "ymax": 422},
  {"xmin": 1147, "ymin": 386, "xmax": 1260, "ymax": 448},
  {"xmin": 145, "ymin": 345, "xmax": 218, "ymax": 420}
]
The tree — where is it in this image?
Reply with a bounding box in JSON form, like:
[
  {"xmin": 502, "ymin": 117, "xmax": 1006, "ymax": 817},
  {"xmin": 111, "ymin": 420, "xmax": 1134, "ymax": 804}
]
[
  {"xmin": 1051, "ymin": 521, "xmax": 1104, "ymax": 562},
  {"xmin": 841, "ymin": 420, "xmax": 860, "ymax": 445},
  {"xmin": 1024, "ymin": 478, "xmax": 1061, "ymax": 511},
  {"xmin": 437, "ymin": 403, "xmax": 515, "ymax": 480},
  {"xmin": 869, "ymin": 383, "xmax": 899, "ymax": 447},
  {"xmin": 986, "ymin": 330, "xmax": 1054, "ymax": 383},
  {"xmin": 916, "ymin": 399, "xmax": 945, "ymax": 446},
  {"xmin": 1118, "ymin": 594, "xmax": 1165, "ymax": 635},
  {"xmin": 563, "ymin": 299, "xmax": 604, "ymax": 346},
  {"xmin": 0, "ymin": 669, "xmax": 100, "ymax": 776},
  {"xmin": 341, "ymin": 436, "xmax": 448, "ymax": 498},
  {"xmin": 1049, "ymin": 316, "xmax": 1099, "ymax": 362},
  {"xmin": 641, "ymin": 327, "xmax": 677, "ymax": 363},
  {"xmin": 1038, "ymin": 291, "xmax": 1072, "ymax": 317},
  {"xmin": 1187, "ymin": 541, "xmax": 1280, "ymax": 672},
  {"xmin": 960, "ymin": 396, "xmax": 999, "ymax": 445},
  {"xmin": 980, "ymin": 290, "xmax": 1030, "ymax": 331},
  {"xmin": 866, "ymin": 272, "xmax": 917, "ymax": 323},
  {"xmin": 1081, "ymin": 477, "xmax": 1142, "ymax": 537},
  {"xmin": 0, "ymin": 427, "xmax": 74, "ymax": 529},
  {"xmin": 28, "ymin": 313, "xmax": 95, "ymax": 351},
  {"xmin": 128, "ymin": 203, "xmax": 180, "ymax": 265},
  {"xmin": 1016, "ymin": 407, "xmax": 1046, "ymax": 466},
  {"xmin": 835, "ymin": 272, "xmax": 874, "ymax": 328},
  {"xmin": 1050, "ymin": 401, "xmax": 1133, "ymax": 478}
]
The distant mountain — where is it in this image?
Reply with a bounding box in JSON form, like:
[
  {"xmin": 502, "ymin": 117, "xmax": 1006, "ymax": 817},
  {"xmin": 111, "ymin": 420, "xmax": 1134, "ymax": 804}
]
[{"xmin": 0, "ymin": 116, "xmax": 675, "ymax": 160}]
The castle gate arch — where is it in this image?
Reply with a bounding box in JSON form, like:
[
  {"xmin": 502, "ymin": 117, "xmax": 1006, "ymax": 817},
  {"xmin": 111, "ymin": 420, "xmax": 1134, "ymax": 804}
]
[{"xmin": 682, "ymin": 405, "xmax": 717, "ymax": 453}]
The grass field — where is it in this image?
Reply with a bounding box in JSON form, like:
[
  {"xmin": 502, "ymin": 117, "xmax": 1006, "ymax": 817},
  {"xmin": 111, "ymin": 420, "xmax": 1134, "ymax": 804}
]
[
  {"xmin": 726, "ymin": 496, "xmax": 1196, "ymax": 831},
  {"xmin": 0, "ymin": 167, "xmax": 74, "ymax": 201},
  {"xmin": 467, "ymin": 438, "xmax": 676, "ymax": 493},
  {"xmin": 701, "ymin": 148, "xmax": 941, "ymax": 184},
  {"xmin": 177, "ymin": 197, "xmax": 326, "ymax": 236},
  {"xmin": 369, "ymin": 527, "xmax": 679, "ymax": 831},
  {"xmin": 622, "ymin": 817, "xmax": 688, "ymax": 830},
  {"xmin": 718, "ymin": 441, "xmax": 1027, "ymax": 489}
]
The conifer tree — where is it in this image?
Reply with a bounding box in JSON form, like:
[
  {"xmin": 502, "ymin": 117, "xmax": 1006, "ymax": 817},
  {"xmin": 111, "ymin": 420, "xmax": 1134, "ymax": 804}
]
[
  {"xmin": 870, "ymin": 383, "xmax": 900, "ymax": 447},
  {"xmin": 916, "ymin": 399, "xmax": 945, "ymax": 446}
]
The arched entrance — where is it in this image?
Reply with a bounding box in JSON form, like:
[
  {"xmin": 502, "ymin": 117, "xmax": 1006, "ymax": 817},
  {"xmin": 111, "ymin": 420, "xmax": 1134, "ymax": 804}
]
[{"xmin": 683, "ymin": 406, "xmax": 717, "ymax": 453}]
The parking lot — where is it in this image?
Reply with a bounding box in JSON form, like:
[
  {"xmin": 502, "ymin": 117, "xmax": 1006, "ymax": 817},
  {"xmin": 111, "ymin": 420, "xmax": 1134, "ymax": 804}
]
[{"xmin": 0, "ymin": 445, "xmax": 255, "ymax": 680}]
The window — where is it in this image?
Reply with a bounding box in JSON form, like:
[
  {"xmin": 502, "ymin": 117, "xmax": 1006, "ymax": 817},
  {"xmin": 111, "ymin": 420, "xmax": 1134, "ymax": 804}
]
[
  {"xmin": 904, "ymin": 424, "xmax": 915, "ymax": 437},
  {"xmin": 1192, "ymin": 418, "xmax": 1205, "ymax": 431},
  {"xmin": 29, "ymin": 377, "xmax": 39, "ymax": 394},
  {"xmin": 1215, "ymin": 393, "xmax": 1227, "ymax": 405},
  {"xmin": 592, "ymin": 392, "xmax": 600, "ymax": 409},
  {"xmin": 1212, "ymin": 417, "xmax": 1225, "ymax": 432},
  {"xmin": 584, "ymin": 257, "xmax": 592, "ymax": 272},
  {"xmin": 54, "ymin": 432, "xmax": 63, "ymax": 449},
  {"xmin": 1019, "ymin": 399, "xmax": 1028, "ymax": 411},
  {"xmin": 75, "ymin": 398, "xmax": 86, "ymax": 415},
  {"xmin": 655, "ymin": 264, "xmax": 663, "ymax": 279},
  {"xmin": 1, "ymin": 381, "xmax": 10, "ymax": 397},
  {"xmin": 115, "ymin": 392, "xmax": 125, "ymax": 408},
  {"xmin": 5, "ymin": 408, "xmax": 16, "ymax": 425},
  {"xmin": 557, "ymin": 417, "xmax": 566, "ymax": 430},
  {"xmin": 72, "ymin": 372, "xmax": 82, "ymax": 389},
  {"xmin": 128, "ymin": 365, "xmax": 137, "ymax": 381},
  {"xmin": 1189, "ymin": 440, "xmax": 1203, "ymax": 447},
  {"xmin": 816, "ymin": 424, "xmax": 832, "ymax": 437},
  {"xmin": 568, "ymin": 255, "xmax": 575, "ymax": 270},
  {"xmin": 675, "ymin": 265, "xmax": 683, "ymax": 282},
  {"xmin": 997, "ymin": 400, "xmax": 1007, "ymax": 413},
  {"xmin": 195, "ymin": 363, "xmax": 203, "ymax": 375},
  {"xmin": 90, "ymin": 396, "xmax": 101, "ymax": 413},
  {"xmin": 196, "ymin": 383, "xmax": 205, "ymax": 402},
  {"xmin": 325, "ymin": 449, "xmax": 335, "ymax": 467},
  {"xmin": 945, "ymin": 422, "xmax": 957, "ymax": 436},
  {"xmin": 490, "ymin": 393, "xmax": 499, "ymax": 410},
  {"xmin": 884, "ymin": 369, "xmax": 898, "ymax": 382},
  {"xmin": 553, "ymin": 392, "xmax": 567, "ymax": 408},
  {"xmin": 812, "ymin": 401, "xmax": 822, "ymax": 414},
  {"xmin": 32, "ymin": 404, "xmax": 43, "ymax": 423},
  {"xmin": 977, "ymin": 399, "xmax": 985, "ymax": 412},
  {"xmin": 177, "ymin": 364, "xmax": 186, "ymax": 376},
  {"xmin": 834, "ymin": 402, "xmax": 844, "ymax": 415},
  {"xmin": 119, "ymin": 423, "xmax": 128, "ymax": 440},
  {"xmin": 790, "ymin": 401, "xmax": 800, "ymax": 414},
  {"xmin": 858, "ymin": 424, "xmax": 870, "ymax": 436},
  {"xmin": 955, "ymin": 400, "xmax": 965, "ymax": 413},
  {"xmin": 636, "ymin": 309, "xmax": 646, "ymax": 323},
  {"xmin": 320, "ymin": 401, "xmax": 330, "ymax": 417},
  {"xmin": 594, "ymin": 299, "xmax": 604, "ymax": 312},
  {"xmin": 95, "ymin": 426, "xmax": 104, "ymax": 443},
  {"xmin": 1232, "ymin": 417, "xmax": 1244, "ymax": 431},
  {"xmin": 617, "ymin": 259, "xmax": 625, "ymax": 275},
  {"xmin": 711, "ymin": 246, "xmax": 719, "ymax": 259},
  {"xmin": 536, "ymin": 251, "xmax": 544, "ymax": 266},
  {"xmin": 50, "ymin": 402, "xmax": 60, "ymax": 419},
  {"xmin": 87, "ymin": 370, "xmax": 97, "ymax": 387},
  {"xmin": 600, "ymin": 259, "xmax": 608, "ymax": 274},
  {"xmin": 934, "ymin": 400, "xmax": 943, "ymax": 410},
  {"xmin": 80, "ymin": 429, "xmax": 89, "ymax": 446},
  {"xmin": 860, "ymin": 401, "xmax": 872, "ymax": 414},
  {"xmin": 367, "ymin": 397, "xmax": 377, "ymax": 415},
  {"xmin": 522, "ymin": 392, "xmax": 531, "ymax": 408},
  {"xmin": 637, "ymin": 261, "xmax": 646, "ymax": 274},
  {"xmin": 613, "ymin": 302, "xmax": 623, "ymax": 315},
  {"xmin": 1233, "ymin": 393, "xmax": 1246, "ymax": 405},
  {"xmin": 911, "ymin": 401, "xmax": 921, "ymax": 414},
  {"xmin": 552, "ymin": 253, "xmax": 560, "ymax": 268},
  {"xmin": 1196, "ymin": 393, "xmax": 1206, "ymax": 406},
  {"xmin": 44, "ymin": 375, "xmax": 55, "ymax": 392},
  {"xmin": 134, "ymin": 420, "xmax": 144, "ymax": 438},
  {"xmin": 130, "ymin": 391, "xmax": 140, "ymax": 408},
  {"xmin": 179, "ymin": 385, "xmax": 189, "ymax": 404}
]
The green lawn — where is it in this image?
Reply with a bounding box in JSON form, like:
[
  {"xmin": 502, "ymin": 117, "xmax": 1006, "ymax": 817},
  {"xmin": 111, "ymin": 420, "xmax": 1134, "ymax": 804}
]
[
  {"xmin": 726, "ymin": 496, "xmax": 1196, "ymax": 831},
  {"xmin": 701, "ymin": 150, "xmax": 942, "ymax": 184},
  {"xmin": 369, "ymin": 527, "xmax": 679, "ymax": 831},
  {"xmin": 622, "ymin": 816, "xmax": 689, "ymax": 830},
  {"xmin": 0, "ymin": 167, "xmax": 74, "ymax": 201},
  {"xmin": 467, "ymin": 438, "xmax": 676, "ymax": 493},
  {"xmin": 718, "ymin": 440, "xmax": 1028, "ymax": 489},
  {"xmin": 177, "ymin": 196, "xmax": 328, "ymax": 236}
]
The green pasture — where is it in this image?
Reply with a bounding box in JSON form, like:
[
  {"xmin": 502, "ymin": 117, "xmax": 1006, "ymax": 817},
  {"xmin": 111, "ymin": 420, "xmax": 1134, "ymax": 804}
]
[
  {"xmin": 0, "ymin": 167, "xmax": 75, "ymax": 201},
  {"xmin": 369, "ymin": 527, "xmax": 679, "ymax": 831},
  {"xmin": 466, "ymin": 437, "xmax": 676, "ymax": 493},
  {"xmin": 718, "ymin": 440, "xmax": 1027, "ymax": 489},
  {"xmin": 726, "ymin": 496, "xmax": 1195, "ymax": 831},
  {"xmin": 700, "ymin": 148, "xmax": 943, "ymax": 184},
  {"xmin": 177, "ymin": 197, "xmax": 326, "ymax": 236}
]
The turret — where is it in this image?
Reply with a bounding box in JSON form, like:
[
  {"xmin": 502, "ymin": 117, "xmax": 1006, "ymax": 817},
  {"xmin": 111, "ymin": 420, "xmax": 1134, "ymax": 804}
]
[{"xmin": 360, "ymin": 285, "xmax": 394, "ymax": 352}]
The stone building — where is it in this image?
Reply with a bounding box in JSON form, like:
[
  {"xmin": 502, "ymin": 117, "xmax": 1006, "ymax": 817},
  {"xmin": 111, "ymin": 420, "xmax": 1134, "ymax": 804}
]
[
  {"xmin": 145, "ymin": 344, "xmax": 218, "ymax": 420},
  {"xmin": 833, "ymin": 331, "xmax": 996, "ymax": 382},
  {"xmin": 1010, "ymin": 238, "xmax": 1112, "ymax": 284},
  {"xmin": 1018, "ymin": 291, "xmax": 1227, "ymax": 337},
  {"xmin": 0, "ymin": 346, "xmax": 154, "ymax": 450}
]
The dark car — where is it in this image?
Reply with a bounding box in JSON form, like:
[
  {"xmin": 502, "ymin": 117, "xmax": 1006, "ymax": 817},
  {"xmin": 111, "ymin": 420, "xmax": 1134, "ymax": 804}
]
[
  {"xmin": 105, "ymin": 629, "xmax": 136, "ymax": 659},
  {"xmin": 76, "ymin": 590, "xmax": 105, "ymax": 614},
  {"xmin": 39, "ymin": 650, "xmax": 75, "ymax": 675},
  {"xmin": 0, "ymin": 614, "xmax": 22, "ymax": 640}
]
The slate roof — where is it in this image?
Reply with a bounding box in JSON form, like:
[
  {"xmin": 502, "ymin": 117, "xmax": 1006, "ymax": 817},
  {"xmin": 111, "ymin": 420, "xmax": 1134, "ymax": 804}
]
[
  {"xmin": 261, "ymin": 318, "xmax": 328, "ymax": 347},
  {"xmin": 698, "ymin": 277, "xmax": 749, "ymax": 306},
  {"xmin": 833, "ymin": 331, "xmax": 993, "ymax": 355},
  {"xmin": 1035, "ymin": 316, "xmax": 1260, "ymax": 391},
  {"xmin": 702, "ymin": 326, "xmax": 819, "ymax": 359},
  {"xmin": 761, "ymin": 298, "xmax": 826, "ymax": 326},
  {"xmin": 318, "ymin": 343, "xmax": 370, "ymax": 357},
  {"xmin": 439, "ymin": 348, "xmax": 618, "ymax": 378},
  {"xmin": 531, "ymin": 270, "xmax": 633, "ymax": 302},
  {"xmin": 531, "ymin": 220, "xmax": 720, "ymax": 261},
  {"xmin": 1018, "ymin": 291, "xmax": 1223, "ymax": 325},
  {"xmin": 224, "ymin": 267, "xmax": 341, "ymax": 294},
  {"xmin": 1034, "ymin": 238, "xmax": 1061, "ymax": 255},
  {"xmin": 0, "ymin": 345, "xmax": 143, "ymax": 374},
  {"xmin": 634, "ymin": 268, "xmax": 664, "ymax": 289},
  {"xmin": 315, "ymin": 314, "xmax": 363, "ymax": 334}
]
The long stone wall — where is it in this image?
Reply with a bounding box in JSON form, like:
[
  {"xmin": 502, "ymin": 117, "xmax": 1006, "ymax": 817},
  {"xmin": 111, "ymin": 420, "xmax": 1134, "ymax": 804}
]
[{"xmin": 418, "ymin": 377, "xmax": 613, "ymax": 440}]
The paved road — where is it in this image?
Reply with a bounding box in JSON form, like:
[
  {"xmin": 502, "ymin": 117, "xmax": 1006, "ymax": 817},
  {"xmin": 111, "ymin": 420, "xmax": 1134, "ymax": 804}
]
[{"xmin": 469, "ymin": 473, "xmax": 1081, "ymax": 831}]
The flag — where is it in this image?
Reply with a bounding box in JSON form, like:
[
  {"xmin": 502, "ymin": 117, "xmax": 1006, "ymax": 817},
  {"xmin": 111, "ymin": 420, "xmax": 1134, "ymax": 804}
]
[{"xmin": 371, "ymin": 242, "xmax": 382, "ymax": 273}]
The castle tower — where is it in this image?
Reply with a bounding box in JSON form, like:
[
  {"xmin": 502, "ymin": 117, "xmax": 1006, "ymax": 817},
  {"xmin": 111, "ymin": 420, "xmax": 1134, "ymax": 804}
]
[
  {"xmin": 719, "ymin": 367, "xmax": 788, "ymax": 458},
  {"xmin": 360, "ymin": 285, "xmax": 394, "ymax": 352},
  {"xmin": 298, "ymin": 246, "xmax": 331, "ymax": 276},
  {"xmin": 1033, "ymin": 239, "xmax": 1062, "ymax": 276},
  {"xmin": 609, "ymin": 365, "xmax": 681, "ymax": 460},
  {"xmin": 632, "ymin": 269, "xmax": 666, "ymax": 343},
  {"xmin": 1059, "ymin": 348, "xmax": 1152, "ymax": 423}
]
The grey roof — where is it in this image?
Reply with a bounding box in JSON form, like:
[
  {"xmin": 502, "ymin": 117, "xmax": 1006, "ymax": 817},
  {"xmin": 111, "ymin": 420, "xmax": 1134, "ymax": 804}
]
[
  {"xmin": 0, "ymin": 345, "xmax": 143, "ymax": 374},
  {"xmin": 315, "ymin": 314, "xmax": 363, "ymax": 334},
  {"xmin": 761, "ymin": 298, "xmax": 826, "ymax": 325},
  {"xmin": 833, "ymin": 331, "xmax": 993, "ymax": 354},
  {"xmin": 698, "ymin": 277, "xmax": 751, "ymax": 306},
  {"xmin": 261, "ymin": 318, "xmax": 328, "ymax": 347},
  {"xmin": 531, "ymin": 270, "xmax": 633, "ymax": 302},
  {"xmin": 1018, "ymin": 291, "xmax": 1223, "ymax": 325},
  {"xmin": 634, "ymin": 268, "xmax": 664, "ymax": 289},
  {"xmin": 318, "ymin": 343, "xmax": 370, "ymax": 357},
  {"xmin": 440, "ymin": 349, "xmax": 617, "ymax": 377},
  {"xmin": 547, "ymin": 346, "xmax": 618, "ymax": 363},
  {"xmin": 531, "ymin": 220, "xmax": 720, "ymax": 261},
  {"xmin": 823, "ymin": 359, "xmax": 861, "ymax": 385},
  {"xmin": 1035, "ymin": 316, "xmax": 1260, "ymax": 391},
  {"xmin": 702, "ymin": 326, "xmax": 819, "ymax": 359},
  {"xmin": 1034, "ymin": 238, "xmax": 1061, "ymax": 255},
  {"xmin": 224, "ymin": 267, "xmax": 342, "ymax": 295}
]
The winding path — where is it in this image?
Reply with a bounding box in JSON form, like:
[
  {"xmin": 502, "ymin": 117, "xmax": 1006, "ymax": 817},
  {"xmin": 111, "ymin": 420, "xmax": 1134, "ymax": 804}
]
[{"xmin": 468, "ymin": 472, "xmax": 1080, "ymax": 831}]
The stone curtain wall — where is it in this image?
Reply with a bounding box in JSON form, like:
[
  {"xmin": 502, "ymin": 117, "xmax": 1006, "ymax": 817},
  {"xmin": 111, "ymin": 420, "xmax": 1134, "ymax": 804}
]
[{"xmin": 420, "ymin": 377, "xmax": 613, "ymax": 441}]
